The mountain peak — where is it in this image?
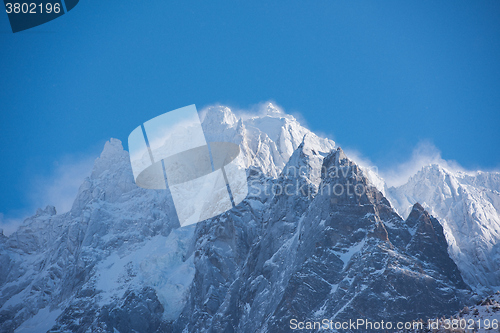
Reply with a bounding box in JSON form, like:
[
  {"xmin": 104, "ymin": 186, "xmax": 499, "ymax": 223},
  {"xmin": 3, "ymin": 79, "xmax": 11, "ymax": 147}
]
[
  {"xmin": 202, "ymin": 105, "xmax": 238, "ymax": 127},
  {"xmin": 405, "ymin": 202, "xmax": 429, "ymax": 229},
  {"xmin": 91, "ymin": 138, "xmax": 130, "ymax": 178},
  {"xmin": 322, "ymin": 146, "xmax": 348, "ymax": 168},
  {"xmin": 411, "ymin": 202, "xmax": 425, "ymax": 213},
  {"xmin": 418, "ymin": 163, "xmax": 452, "ymax": 177},
  {"xmin": 264, "ymin": 102, "xmax": 283, "ymax": 117},
  {"xmin": 35, "ymin": 205, "xmax": 57, "ymax": 217},
  {"xmin": 102, "ymin": 138, "xmax": 124, "ymax": 156}
]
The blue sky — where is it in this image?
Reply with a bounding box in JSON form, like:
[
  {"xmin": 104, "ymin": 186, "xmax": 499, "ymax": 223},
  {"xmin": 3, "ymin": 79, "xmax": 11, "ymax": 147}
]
[{"xmin": 1, "ymin": 1, "xmax": 499, "ymax": 228}]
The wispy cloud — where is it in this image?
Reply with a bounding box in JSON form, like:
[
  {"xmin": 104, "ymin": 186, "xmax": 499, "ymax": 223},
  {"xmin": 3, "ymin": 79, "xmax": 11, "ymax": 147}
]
[
  {"xmin": 0, "ymin": 153, "xmax": 96, "ymax": 236},
  {"xmin": 345, "ymin": 140, "xmax": 466, "ymax": 188},
  {"xmin": 379, "ymin": 140, "xmax": 464, "ymax": 187},
  {"xmin": 342, "ymin": 148, "xmax": 378, "ymax": 171},
  {"xmin": 241, "ymin": 101, "xmax": 337, "ymax": 142},
  {"xmin": 29, "ymin": 154, "xmax": 96, "ymax": 214},
  {"xmin": 0, "ymin": 214, "xmax": 24, "ymax": 237},
  {"xmin": 233, "ymin": 100, "xmax": 285, "ymax": 119}
]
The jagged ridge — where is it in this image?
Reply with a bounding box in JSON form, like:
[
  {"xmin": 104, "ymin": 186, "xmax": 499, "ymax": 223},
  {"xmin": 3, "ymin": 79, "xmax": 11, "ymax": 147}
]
[{"xmin": 0, "ymin": 103, "xmax": 497, "ymax": 333}]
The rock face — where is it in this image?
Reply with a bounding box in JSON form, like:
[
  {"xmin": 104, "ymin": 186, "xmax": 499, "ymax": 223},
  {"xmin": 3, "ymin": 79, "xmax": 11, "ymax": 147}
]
[
  {"xmin": 0, "ymin": 103, "xmax": 492, "ymax": 333},
  {"xmin": 173, "ymin": 146, "xmax": 469, "ymax": 333}
]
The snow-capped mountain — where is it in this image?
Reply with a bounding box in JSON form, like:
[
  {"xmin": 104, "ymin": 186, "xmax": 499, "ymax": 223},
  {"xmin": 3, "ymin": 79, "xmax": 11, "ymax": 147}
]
[
  {"xmin": 174, "ymin": 144, "xmax": 469, "ymax": 332},
  {"xmin": 0, "ymin": 103, "xmax": 497, "ymax": 332},
  {"xmin": 388, "ymin": 165, "xmax": 500, "ymax": 293},
  {"xmin": 200, "ymin": 104, "xmax": 335, "ymax": 177}
]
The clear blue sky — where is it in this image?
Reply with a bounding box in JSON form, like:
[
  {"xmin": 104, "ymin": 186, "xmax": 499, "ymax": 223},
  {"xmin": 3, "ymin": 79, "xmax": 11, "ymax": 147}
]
[{"xmin": 1, "ymin": 1, "xmax": 499, "ymax": 221}]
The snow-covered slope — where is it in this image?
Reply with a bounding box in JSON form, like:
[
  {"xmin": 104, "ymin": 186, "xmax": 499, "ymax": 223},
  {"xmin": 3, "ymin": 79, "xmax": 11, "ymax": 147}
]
[
  {"xmin": 456, "ymin": 292, "xmax": 500, "ymax": 332},
  {"xmin": 200, "ymin": 103, "xmax": 335, "ymax": 177},
  {"xmin": 388, "ymin": 165, "xmax": 500, "ymax": 293},
  {"xmin": 0, "ymin": 139, "xmax": 187, "ymax": 332}
]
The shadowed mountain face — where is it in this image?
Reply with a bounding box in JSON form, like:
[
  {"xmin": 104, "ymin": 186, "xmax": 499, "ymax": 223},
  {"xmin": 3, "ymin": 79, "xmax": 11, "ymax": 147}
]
[
  {"xmin": 174, "ymin": 147, "xmax": 469, "ymax": 333},
  {"xmin": 0, "ymin": 105, "xmax": 475, "ymax": 333}
]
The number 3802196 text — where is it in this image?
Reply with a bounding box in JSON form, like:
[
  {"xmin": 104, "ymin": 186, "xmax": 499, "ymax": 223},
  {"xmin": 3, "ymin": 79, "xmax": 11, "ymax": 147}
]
[{"xmin": 5, "ymin": 3, "xmax": 61, "ymax": 14}]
